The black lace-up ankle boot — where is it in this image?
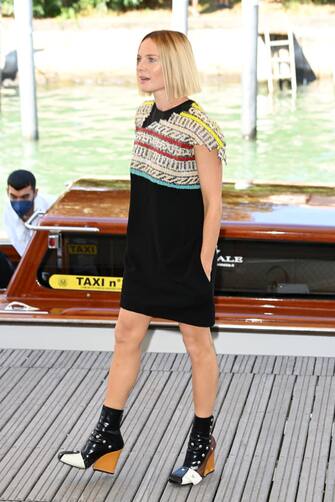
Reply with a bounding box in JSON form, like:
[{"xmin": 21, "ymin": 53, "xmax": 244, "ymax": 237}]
[
  {"xmin": 169, "ymin": 415, "xmax": 216, "ymax": 485},
  {"xmin": 58, "ymin": 405, "xmax": 124, "ymax": 474}
]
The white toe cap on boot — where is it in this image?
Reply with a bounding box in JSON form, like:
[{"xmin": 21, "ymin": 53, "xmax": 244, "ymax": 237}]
[
  {"xmin": 59, "ymin": 452, "xmax": 86, "ymax": 468},
  {"xmin": 182, "ymin": 468, "xmax": 202, "ymax": 485}
]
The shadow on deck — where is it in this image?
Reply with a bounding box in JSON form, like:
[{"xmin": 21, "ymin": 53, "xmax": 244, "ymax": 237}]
[{"xmin": 0, "ymin": 348, "xmax": 335, "ymax": 502}]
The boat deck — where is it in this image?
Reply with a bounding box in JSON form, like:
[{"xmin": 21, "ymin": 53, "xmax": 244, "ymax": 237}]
[{"xmin": 1, "ymin": 348, "xmax": 335, "ymax": 502}]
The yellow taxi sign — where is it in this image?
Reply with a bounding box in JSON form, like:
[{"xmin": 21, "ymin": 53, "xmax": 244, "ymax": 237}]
[
  {"xmin": 67, "ymin": 244, "xmax": 97, "ymax": 255},
  {"xmin": 49, "ymin": 274, "xmax": 123, "ymax": 292}
]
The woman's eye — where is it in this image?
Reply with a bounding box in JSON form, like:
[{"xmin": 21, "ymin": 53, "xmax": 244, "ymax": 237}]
[{"xmin": 148, "ymin": 57, "xmax": 156, "ymax": 63}]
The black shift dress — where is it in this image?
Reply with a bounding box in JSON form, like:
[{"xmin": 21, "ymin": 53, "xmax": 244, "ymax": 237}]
[{"xmin": 120, "ymin": 99, "xmax": 225, "ymax": 327}]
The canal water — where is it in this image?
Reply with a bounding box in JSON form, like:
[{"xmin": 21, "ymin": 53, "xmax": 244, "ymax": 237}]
[{"xmin": 0, "ymin": 78, "xmax": 334, "ymax": 235}]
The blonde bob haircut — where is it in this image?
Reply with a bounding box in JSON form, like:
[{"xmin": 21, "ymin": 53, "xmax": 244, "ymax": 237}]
[{"xmin": 139, "ymin": 30, "xmax": 201, "ymax": 100}]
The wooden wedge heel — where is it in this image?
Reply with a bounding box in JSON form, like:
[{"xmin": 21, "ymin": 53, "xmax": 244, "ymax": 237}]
[
  {"xmin": 202, "ymin": 445, "xmax": 215, "ymax": 477},
  {"xmin": 93, "ymin": 448, "xmax": 123, "ymax": 474}
]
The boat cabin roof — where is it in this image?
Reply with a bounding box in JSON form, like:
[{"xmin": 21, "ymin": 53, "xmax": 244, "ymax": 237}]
[{"xmin": 47, "ymin": 178, "xmax": 335, "ymax": 228}]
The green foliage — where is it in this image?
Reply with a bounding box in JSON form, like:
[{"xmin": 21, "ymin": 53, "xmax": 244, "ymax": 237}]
[
  {"xmin": 1, "ymin": 0, "xmax": 145, "ymax": 18},
  {"xmin": 33, "ymin": 0, "xmax": 63, "ymax": 17},
  {"xmin": 1, "ymin": 0, "xmax": 14, "ymax": 16},
  {"xmin": 107, "ymin": 0, "xmax": 143, "ymax": 10},
  {"xmin": 281, "ymin": 0, "xmax": 335, "ymax": 4},
  {"xmin": 2, "ymin": 0, "xmax": 334, "ymax": 18},
  {"xmin": 2, "ymin": 0, "xmax": 63, "ymax": 17}
]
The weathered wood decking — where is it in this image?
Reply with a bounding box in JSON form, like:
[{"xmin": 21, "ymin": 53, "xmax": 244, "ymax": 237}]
[{"xmin": 1, "ymin": 348, "xmax": 335, "ymax": 502}]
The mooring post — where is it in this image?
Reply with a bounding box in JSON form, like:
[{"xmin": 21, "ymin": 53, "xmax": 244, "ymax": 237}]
[
  {"xmin": 14, "ymin": 0, "xmax": 39, "ymax": 140},
  {"xmin": 172, "ymin": 0, "xmax": 188, "ymax": 35},
  {"xmin": 241, "ymin": 0, "xmax": 259, "ymax": 140}
]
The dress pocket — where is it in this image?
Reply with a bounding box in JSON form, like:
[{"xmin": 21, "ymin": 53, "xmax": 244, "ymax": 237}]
[{"xmin": 199, "ymin": 256, "xmax": 211, "ymax": 285}]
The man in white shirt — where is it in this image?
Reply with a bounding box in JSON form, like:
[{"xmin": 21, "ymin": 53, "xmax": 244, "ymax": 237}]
[
  {"xmin": 3, "ymin": 169, "xmax": 52, "ymax": 257},
  {"xmin": 0, "ymin": 169, "xmax": 51, "ymax": 288},
  {"xmin": 0, "ymin": 170, "xmax": 53, "ymax": 288}
]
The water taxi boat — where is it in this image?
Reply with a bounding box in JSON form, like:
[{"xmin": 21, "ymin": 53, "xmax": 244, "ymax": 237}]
[{"xmin": 1, "ymin": 178, "xmax": 335, "ymax": 356}]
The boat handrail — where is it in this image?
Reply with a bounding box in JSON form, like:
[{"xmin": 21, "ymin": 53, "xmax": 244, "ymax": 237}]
[
  {"xmin": 24, "ymin": 210, "xmax": 100, "ymax": 233},
  {"xmin": 4, "ymin": 301, "xmax": 47, "ymax": 314}
]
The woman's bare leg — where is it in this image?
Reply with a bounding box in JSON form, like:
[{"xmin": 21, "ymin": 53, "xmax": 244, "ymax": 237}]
[
  {"xmin": 179, "ymin": 323, "xmax": 219, "ymax": 417},
  {"xmin": 168, "ymin": 323, "xmax": 218, "ymax": 484},
  {"xmin": 104, "ymin": 307, "xmax": 151, "ymax": 409}
]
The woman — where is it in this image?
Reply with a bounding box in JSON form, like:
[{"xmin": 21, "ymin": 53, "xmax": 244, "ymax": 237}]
[{"xmin": 58, "ymin": 30, "xmax": 225, "ymax": 486}]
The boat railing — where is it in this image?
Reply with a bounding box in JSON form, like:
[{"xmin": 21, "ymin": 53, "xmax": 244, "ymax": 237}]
[{"xmin": 24, "ymin": 210, "xmax": 100, "ymax": 233}]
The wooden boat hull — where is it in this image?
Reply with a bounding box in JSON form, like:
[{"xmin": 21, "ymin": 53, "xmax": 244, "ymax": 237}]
[{"xmin": 1, "ymin": 178, "xmax": 335, "ymax": 355}]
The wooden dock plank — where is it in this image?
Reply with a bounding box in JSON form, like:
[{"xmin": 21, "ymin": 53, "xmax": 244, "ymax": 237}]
[
  {"xmin": 314, "ymin": 357, "xmax": 335, "ymax": 376},
  {"xmin": 214, "ymin": 374, "xmax": 275, "ymax": 501},
  {"xmin": 269, "ymin": 375, "xmax": 318, "ymax": 502},
  {"xmin": 0, "ymin": 349, "xmax": 334, "ymax": 502},
  {"xmin": 294, "ymin": 356, "xmax": 315, "ymax": 376},
  {"xmin": 1, "ymin": 368, "xmax": 102, "ymax": 500},
  {"xmin": 29, "ymin": 348, "xmax": 65, "ymax": 368},
  {"xmin": 0, "ymin": 367, "xmax": 29, "ymax": 402},
  {"xmin": 28, "ymin": 369, "xmax": 151, "ymax": 502},
  {"xmin": 63, "ymin": 372, "xmax": 172, "ymax": 502},
  {"xmin": 241, "ymin": 375, "xmax": 295, "ymax": 502},
  {"xmin": 296, "ymin": 376, "xmax": 335, "ymax": 502},
  {"xmin": 0, "ymin": 347, "xmax": 21, "ymax": 366},
  {"xmin": 0, "ymin": 367, "xmax": 51, "ymax": 455},
  {"xmin": 68, "ymin": 350, "xmax": 106, "ymax": 369},
  {"xmin": 49, "ymin": 370, "xmax": 165, "ymax": 502},
  {"xmin": 28, "ymin": 389, "xmax": 106, "ymax": 501},
  {"xmin": 149, "ymin": 352, "xmax": 177, "ymax": 371},
  {"xmin": 218, "ymin": 354, "xmax": 236, "ymax": 373},
  {"xmin": 46, "ymin": 349, "xmax": 85, "ymax": 369},
  {"xmin": 170, "ymin": 353, "xmax": 191, "ymax": 372},
  {"xmin": 0, "ymin": 348, "xmax": 37, "ymax": 367},
  {"xmin": 324, "ymin": 408, "xmax": 335, "ymax": 502},
  {"xmin": 231, "ymin": 354, "xmax": 256, "ymax": 373},
  {"xmin": 252, "ymin": 355, "xmax": 276, "ymax": 374},
  {"xmin": 272, "ymin": 356, "xmax": 296, "ymax": 375},
  {"xmin": 140, "ymin": 350, "xmax": 156, "ymax": 370}
]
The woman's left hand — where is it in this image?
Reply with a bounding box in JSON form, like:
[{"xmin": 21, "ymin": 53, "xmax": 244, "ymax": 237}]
[{"xmin": 201, "ymin": 256, "xmax": 212, "ymax": 281}]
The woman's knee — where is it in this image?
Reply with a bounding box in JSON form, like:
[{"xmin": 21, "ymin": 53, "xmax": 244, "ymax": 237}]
[
  {"xmin": 179, "ymin": 323, "xmax": 213, "ymax": 357},
  {"xmin": 114, "ymin": 308, "xmax": 151, "ymax": 347},
  {"xmin": 114, "ymin": 321, "xmax": 141, "ymax": 348}
]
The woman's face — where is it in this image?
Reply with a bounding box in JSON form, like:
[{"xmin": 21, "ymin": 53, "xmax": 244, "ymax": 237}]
[{"xmin": 137, "ymin": 38, "xmax": 165, "ymax": 95}]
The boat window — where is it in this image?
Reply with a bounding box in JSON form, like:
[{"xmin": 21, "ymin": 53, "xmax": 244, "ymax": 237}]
[
  {"xmin": 37, "ymin": 233, "xmax": 126, "ymax": 291},
  {"xmin": 37, "ymin": 234, "xmax": 335, "ymax": 297},
  {"xmin": 215, "ymin": 238, "xmax": 335, "ymax": 298}
]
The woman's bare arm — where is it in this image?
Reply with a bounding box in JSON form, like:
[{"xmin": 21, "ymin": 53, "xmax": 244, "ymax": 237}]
[{"xmin": 194, "ymin": 144, "xmax": 223, "ymax": 279}]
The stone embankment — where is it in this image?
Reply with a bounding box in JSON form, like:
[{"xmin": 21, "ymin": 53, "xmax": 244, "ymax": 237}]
[{"xmin": 1, "ymin": 3, "xmax": 334, "ymax": 84}]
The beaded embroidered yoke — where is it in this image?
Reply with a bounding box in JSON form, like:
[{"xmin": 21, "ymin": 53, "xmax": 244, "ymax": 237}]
[{"xmin": 130, "ymin": 100, "xmax": 226, "ymax": 190}]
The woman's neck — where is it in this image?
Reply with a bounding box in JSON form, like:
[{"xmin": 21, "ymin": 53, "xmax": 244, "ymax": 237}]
[{"xmin": 153, "ymin": 91, "xmax": 189, "ymax": 112}]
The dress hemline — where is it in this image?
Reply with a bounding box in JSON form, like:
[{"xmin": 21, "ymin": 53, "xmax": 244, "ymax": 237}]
[{"xmin": 119, "ymin": 299, "xmax": 215, "ymax": 328}]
